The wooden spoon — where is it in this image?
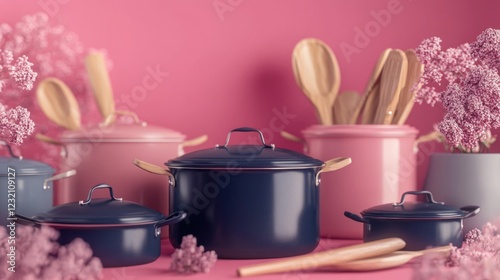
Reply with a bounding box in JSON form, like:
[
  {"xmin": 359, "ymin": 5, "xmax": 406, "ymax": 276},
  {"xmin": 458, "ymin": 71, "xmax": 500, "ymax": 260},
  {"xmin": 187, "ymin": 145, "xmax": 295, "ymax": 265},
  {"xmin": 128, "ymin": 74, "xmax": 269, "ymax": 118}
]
[
  {"xmin": 332, "ymin": 91, "xmax": 362, "ymax": 124},
  {"xmin": 392, "ymin": 49, "xmax": 423, "ymax": 125},
  {"xmin": 292, "ymin": 38, "xmax": 340, "ymax": 125},
  {"xmin": 372, "ymin": 49, "xmax": 408, "ymax": 124},
  {"xmin": 328, "ymin": 245, "xmax": 452, "ymax": 271},
  {"xmin": 85, "ymin": 51, "xmax": 115, "ymax": 119},
  {"xmin": 36, "ymin": 78, "xmax": 81, "ymax": 130},
  {"xmin": 352, "ymin": 48, "xmax": 392, "ymax": 124},
  {"xmin": 237, "ymin": 238, "xmax": 406, "ymax": 277}
]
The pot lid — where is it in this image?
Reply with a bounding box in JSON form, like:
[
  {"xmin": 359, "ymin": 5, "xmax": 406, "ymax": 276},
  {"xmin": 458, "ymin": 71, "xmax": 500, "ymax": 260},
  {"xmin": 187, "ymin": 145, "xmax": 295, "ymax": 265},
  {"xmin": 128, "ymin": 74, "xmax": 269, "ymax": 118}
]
[
  {"xmin": 32, "ymin": 184, "xmax": 163, "ymax": 225},
  {"xmin": 167, "ymin": 127, "xmax": 323, "ymax": 169},
  {"xmin": 361, "ymin": 191, "xmax": 472, "ymax": 219},
  {"xmin": 0, "ymin": 141, "xmax": 54, "ymax": 176},
  {"xmin": 60, "ymin": 112, "xmax": 185, "ymax": 143}
]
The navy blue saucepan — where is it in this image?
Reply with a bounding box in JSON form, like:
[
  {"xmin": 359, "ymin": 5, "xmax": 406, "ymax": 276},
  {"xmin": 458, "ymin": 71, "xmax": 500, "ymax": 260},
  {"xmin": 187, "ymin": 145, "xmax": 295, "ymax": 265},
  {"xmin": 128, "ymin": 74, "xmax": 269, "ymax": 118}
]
[
  {"xmin": 136, "ymin": 127, "xmax": 352, "ymax": 259},
  {"xmin": 344, "ymin": 191, "xmax": 480, "ymax": 250},
  {"xmin": 15, "ymin": 184, "xmax": 186, "ymax": 267}
]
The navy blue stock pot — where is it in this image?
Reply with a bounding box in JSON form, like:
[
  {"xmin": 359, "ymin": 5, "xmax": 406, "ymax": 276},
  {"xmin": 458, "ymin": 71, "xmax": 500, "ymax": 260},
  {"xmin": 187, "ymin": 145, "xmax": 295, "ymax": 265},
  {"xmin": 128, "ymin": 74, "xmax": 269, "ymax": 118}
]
[{"xmin": 163, "ymin": 127, "xmax": 351, "ymax": 259}]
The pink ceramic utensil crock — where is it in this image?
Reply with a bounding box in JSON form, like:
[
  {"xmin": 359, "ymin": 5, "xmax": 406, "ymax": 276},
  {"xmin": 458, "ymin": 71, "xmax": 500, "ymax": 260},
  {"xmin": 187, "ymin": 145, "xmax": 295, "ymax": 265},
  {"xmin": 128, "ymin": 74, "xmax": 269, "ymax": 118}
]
[{"xmin": 302, "ymin": 125, "xmax": 418, "ymax": 239}]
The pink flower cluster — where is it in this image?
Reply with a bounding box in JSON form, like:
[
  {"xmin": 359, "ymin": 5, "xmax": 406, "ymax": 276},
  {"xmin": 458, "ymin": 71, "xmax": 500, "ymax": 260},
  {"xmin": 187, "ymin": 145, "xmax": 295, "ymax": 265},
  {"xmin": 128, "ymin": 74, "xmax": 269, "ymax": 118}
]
[
  {"xmin": 0, "ymin": 104, "xmax": 35, "ymax": 145},
  {"xmin": 170, "ymin": 234, "xmax": 217, "ymax": 274},
  {"xmin": 0, "ymin": 50, "xmax": 37, "ymax": 92},
  {"xmin": 0, "ymin": 48, "xmax": 37, "ymax": 144},
  {"xmin": 0, "ymin": 12, "xmax": 99, "ymax": 157},
  {"xmin": 0, "ymin": 13, "xmax": 86, "ymax": 101},
  {"xmin": 415, "ymin": 28, "xmax": 500, "ymax": 151},
  {"xmin": 413, "ymin": 221, "xmax": 500, "ymax": 280},
  {"xmin": 0, "ymin": 225, "xmax": 103, "ymax": 280}
]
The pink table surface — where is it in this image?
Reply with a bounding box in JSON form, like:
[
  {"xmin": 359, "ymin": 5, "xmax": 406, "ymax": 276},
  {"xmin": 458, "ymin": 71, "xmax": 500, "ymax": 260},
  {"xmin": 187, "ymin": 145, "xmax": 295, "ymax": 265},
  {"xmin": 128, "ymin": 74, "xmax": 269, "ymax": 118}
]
[{"xmin": 102, "ymin": 238, "xmax": 414, "ymax": 280}]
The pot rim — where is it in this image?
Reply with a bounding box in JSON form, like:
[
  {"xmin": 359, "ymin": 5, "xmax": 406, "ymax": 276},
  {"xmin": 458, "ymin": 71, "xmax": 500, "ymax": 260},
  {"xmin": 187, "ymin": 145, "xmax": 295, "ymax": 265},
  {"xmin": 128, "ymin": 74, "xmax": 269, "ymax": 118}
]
[
  {"xmin": 60, "ymin": 138, "xmax": 184, "ymax": 143},
  {"xmin": 302, "ymin": 124, "xmax": 418, "ymax": 138},
  {"xmin": 28, "ymin": 220, "xmax": 159, "ymax": 228},
  {"xmin": 168, "ymin": 165, "xmax": 324, "ymax": 170},
  {"xmin": 59, "ymin": 122, "xmax": 186, "ymax": 143},
  {"xmin": 360, "ymin": 214, "xmax": 467, "ymax": 221},
  {"xmin": 0, "ymin": 158, "xmax": 55, "ymax": 176}
]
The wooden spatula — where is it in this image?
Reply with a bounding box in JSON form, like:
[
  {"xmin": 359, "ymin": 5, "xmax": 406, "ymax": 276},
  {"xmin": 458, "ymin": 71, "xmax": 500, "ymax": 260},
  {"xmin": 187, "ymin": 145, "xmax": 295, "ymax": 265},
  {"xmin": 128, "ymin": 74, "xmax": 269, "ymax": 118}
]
[
  {"xmin": 373, "ymin": 49, "xmax": 408, "ymax": 124},
  {"xmin": 351, "ymin": 48, "xmax": 391, "ymax": 124},
  {"xmin": 332, "ymin": 91, "xmax": 362, "ymax": 124},
  {"xmin": 237, "ymin": 238, "xmax": 406, "ymax": 277},
  {"xmin": 392, "ymin": 49, "xmax": 423, "ymax": 125},
  {"xmin": 327, "ymin": 245, "xmax": 452, "ymax": 271},
  {"xmin": 361, "ymin": 82, "xmax": 380, "ymax": 124}
]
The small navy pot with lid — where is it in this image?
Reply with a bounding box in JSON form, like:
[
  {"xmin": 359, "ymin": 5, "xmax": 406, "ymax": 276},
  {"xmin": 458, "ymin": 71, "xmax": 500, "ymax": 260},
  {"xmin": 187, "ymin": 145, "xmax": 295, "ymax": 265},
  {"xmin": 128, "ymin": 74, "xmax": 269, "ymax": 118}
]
[{"xmin": 345, "ymin": 191, "xmax": 480, "ymax": 250}]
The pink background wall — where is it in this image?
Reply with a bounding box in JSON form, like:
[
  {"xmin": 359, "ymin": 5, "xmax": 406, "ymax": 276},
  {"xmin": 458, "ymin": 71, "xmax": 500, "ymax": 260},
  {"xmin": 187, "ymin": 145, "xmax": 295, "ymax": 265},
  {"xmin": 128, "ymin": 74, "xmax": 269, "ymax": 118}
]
[{"xmin": 1, "ymin": 0, "xmax": 499, "ymax": 187}]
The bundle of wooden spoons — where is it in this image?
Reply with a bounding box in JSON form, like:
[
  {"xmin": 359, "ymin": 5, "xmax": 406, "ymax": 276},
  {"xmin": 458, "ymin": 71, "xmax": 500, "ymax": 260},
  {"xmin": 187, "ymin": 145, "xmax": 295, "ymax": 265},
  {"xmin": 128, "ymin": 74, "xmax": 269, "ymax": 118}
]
[{"xmin": 291, "ymin": 38, "xmax": 423, "ymax": 125}]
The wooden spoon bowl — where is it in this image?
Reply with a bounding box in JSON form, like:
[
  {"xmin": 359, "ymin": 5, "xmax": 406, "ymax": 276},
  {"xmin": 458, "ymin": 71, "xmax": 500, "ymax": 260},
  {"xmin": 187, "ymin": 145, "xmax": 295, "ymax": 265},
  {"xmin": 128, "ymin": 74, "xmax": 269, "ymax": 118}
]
[
  {"xmin": 36, "ymin": 78, "xmax": 81, "ymax": 131},
  {"xmin": 292, "ymin": 38, "xmax": 340, "ymax": 125}
]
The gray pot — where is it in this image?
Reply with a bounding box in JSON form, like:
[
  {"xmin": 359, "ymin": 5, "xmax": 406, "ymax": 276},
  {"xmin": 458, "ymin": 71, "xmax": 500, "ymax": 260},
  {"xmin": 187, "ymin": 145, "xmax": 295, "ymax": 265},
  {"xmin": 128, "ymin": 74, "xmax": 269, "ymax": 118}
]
[
  {"xmin": 0, "ymin": 141, "xmax": 75, "ymax": 226},
  {"xmin": 424, "ymin": 153, "xmax": 500, "ymax": 233}
]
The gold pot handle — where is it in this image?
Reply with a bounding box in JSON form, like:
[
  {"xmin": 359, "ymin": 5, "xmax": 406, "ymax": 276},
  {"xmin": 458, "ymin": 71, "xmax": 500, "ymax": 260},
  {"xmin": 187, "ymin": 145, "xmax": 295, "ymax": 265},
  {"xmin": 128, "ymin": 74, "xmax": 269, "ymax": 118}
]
[
  {"xmin": 316, "ymin": 157, "xmax": 352, "ymax": 186},
  {"xmin": 280, "ymin": 130, "xmax": 308, "ymax": 154},
  {"xmin": 181, "ymin": 135, "xmax": 208, "ymax": 148},
  {"xmin": 133, "ymin": 159, "xmax": 176, "ymax": 187}
]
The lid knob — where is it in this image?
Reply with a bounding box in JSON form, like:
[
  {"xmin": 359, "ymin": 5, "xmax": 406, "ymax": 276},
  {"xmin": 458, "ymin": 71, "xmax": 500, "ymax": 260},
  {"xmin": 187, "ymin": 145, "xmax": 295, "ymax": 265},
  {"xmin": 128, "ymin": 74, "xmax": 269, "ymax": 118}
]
[
  {"xmin": 79, "ymin": 183, "xmax": 123, "ymax": 205},
  {"xmin": 392, "ymin": 190, "xmax": 444, "ymax": 207},
  {"xmin": 216, "ymin": 127, "xmax": 275, "ymax": 149}
]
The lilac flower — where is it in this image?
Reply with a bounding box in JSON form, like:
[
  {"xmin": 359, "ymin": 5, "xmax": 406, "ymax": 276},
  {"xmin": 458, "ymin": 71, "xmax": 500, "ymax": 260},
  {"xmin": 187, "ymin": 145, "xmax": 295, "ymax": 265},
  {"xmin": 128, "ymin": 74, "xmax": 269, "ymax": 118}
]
[
  {"xmin": 0, "ymin": 225, "xmax": 103, "ymax": 280},
  {"xmin": 0, "ymin": 12, "xmax": 99, "ymax": 153},
  {"xmin": 415, "ymin": 37, "xmax": 443, "ymax": 105},
  {"xmin": 415, "ymin": 28, "xmax": 500, "ymax": 151},
  {"xmin": 413, "ymin": 221, "xmax": 500, "ymax": 280},
  {"xmin": 0, "ymin": 104, "xmax": 35, "ymax": 144},
  {"xmin": 1, "ymin": 50, "xmax": 37, "ymax": 93},
  {"xmin": 471, "ymin": 28, "xmax": 500, "ymax": 72},
  {"xmin": 438, "ymin": 65, "xmax": 500, "ymax": 150},
  {"xmin": 7, "ymin": 55, "xmax": 37, "ymax": 90},
  {"xmin": 170, "ymin": 235, "xmax": 217, "ymax": 274}
]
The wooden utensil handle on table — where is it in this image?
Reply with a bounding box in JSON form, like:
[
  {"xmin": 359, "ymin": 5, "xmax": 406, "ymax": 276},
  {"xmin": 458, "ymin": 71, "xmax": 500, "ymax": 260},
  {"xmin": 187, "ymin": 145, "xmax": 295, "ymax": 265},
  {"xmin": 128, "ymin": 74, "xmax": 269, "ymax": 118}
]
[{"xmin": 237, "ymin": 238, "xmax": 406, "ymax": 277}]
